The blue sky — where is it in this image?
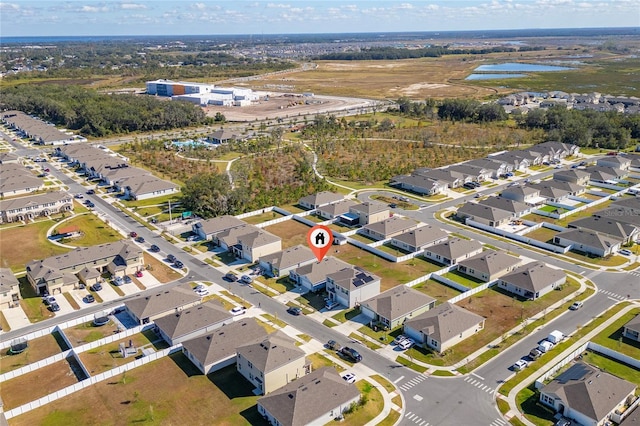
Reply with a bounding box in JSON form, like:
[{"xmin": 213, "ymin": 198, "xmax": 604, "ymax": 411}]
[{"xmin": 1, "ymin": 0, "xmax": 638, "ymax": 37}]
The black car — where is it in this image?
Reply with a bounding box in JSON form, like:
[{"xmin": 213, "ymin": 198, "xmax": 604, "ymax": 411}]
[
  {"xmin": 149, "ymin": 244, "xmax": 160, "ymax": 253},
  {"xmin": 167, "ymin": 254, "xmax": 176, "ymax": 263},
  {"xmin": 224, "ymin": 272, "xmax": 239, "ymax": 282},
  {"xmin": 135, "ymin": 236, "xmax": 145, "ymax": 243},
  {"xmin": 85, "ymin": 201, "xmax": 95, "ymax": 208},
  {"xmin": 327, "ymin": 340, "xmax": 340, "ymax": 350},
  {"xmin": 84, "ymin": 294, "xmax": 95, "ymax": 303},
  {"xmin": 174, "ymin": 261, "xmax": 184, "ymax": 269},
  {"xmin": 49, "ymin": 302, "xmax": 61, "ymax": 312},
  {"xmin": 86, "ymin": 189, "xmax": 95, "ymax": 195},
  {"xmin": 91, "ymin": 282, "xmax": 103, "ymax": 291},
  {"xmin": 287, "ymin": 307, "xmax": 302, "ymax": 316},
  {"xmin": 339, "ymin": 347, "xmax": 362, "ymax": 362}
]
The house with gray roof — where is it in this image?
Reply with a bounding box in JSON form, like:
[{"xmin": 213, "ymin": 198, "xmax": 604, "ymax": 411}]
[
  {"xmin": 390, "ymin": 174, "xmax": 448, "ymax": 196},
  {"xmin": 403, "ymin": 302, "xmax": 485, "ymax": 353},
  {"xmin": 500, "ymin": 186, "xmax": 543, "ymax": 205},
  {"xmin": 215, "ymin": 224, "xmax": 281, "ymax": 262},
  {"xmin": 361, "ymin": 216, "xmax": 418, "ymax": 240},
  {"xmin": 192, "ymin": 215, "xmax": 246, "ymax": 241},
  {"xmin": 456, "ymin": 202, "xmax": 514, "ymax": 227},
  {"xmin": 553, "ymin": 228, "xmax": 622, "ymax": 257},
  {"xmin": 316, "ymin": 199, "xmax": 358, "ymax": 220},
  {"xmin": 289, "ymin": 257, "xmax": 351, "ymax": 293},
  {"xmin": 154, "ymin": 300, "xmax": 233, "ymax": 345},
  {"xmin": 498, "ymin": 262, "xmax": 566, "ymax": 300},
  {"xmin": 477, "ymin": 196, "xmax": 531, "ymax": 217},
  {"xmin": 0, "ymin": 163, "xmax": 45, "ymax": 198},
  {"xmin": 413, "ymin": 168, "xmax": 466, "ymax": 188},
  {"xmin": 612, "ymin": 197, "xmax": 640, "ymax": 210},
  {"xmin": 488, "ymin": 152, "xmax": 531, "ymax": 171},
  {"xmin": 257, "ymin": 367, "xmax": 360, "ymax": 426},
  {"xmin": 534, "ymin": 141, "xmax": 579, "ymax": 159},
  {"xmin": 100, "ymin": 165, "xmax": 150, "ymax": 186},
  {"xmin": 182, "ymin": 318, "xmax": 268, "ymax": 374},
  {"xmin": 326, "ymin": 266, "xmax": 381, "ymax": 308},
  {"xmin": 124, "ymin": 284, "xmax": 201, "ymax": 325},
  {"xmin": 540, "ymin": 362, "xmax": 636, "ymax": 426},
  {"xmin": 568, "ymin": 216, "xmax": 639, "ymax": 244},
  {"xmin": 298, "ymin": 191, "xmax": 343, "ymax": 210},
  {"xmin": 597, "ymin": 156, "xmax": 631, "ymax": 171},
  {"xmin": 117, "ymin": 174, "xmax": 180, "ymax": 201},
  {"xmin": 347, "ymin": 202, "xmax": 389, "ymax": 225},
  {"xmin": 457, "ymin": 250, "xmax": 523, "ymax": 282},
  {"xmin": 553, "ymin": 169, "xmax": 590, "ymax": 186},
  {"xmin": 236, "ymin": 330, "xmax": 310, "ymax": 395},
  {"xmin": 465, "ymin": 158, "xmax": 511, "ymax": 178},
  {"xmin": 0, "ymin": 191, "xmax": 73, "ymax": 224},
  {"xmin": 623, "ymin": 314, "xmax": 640, "ymax": 342},
  {"xmin": 258, "ymin": 245, "xmax": 316, "ymax": 278},
  {"xmin": 594, "ymin": 207, "xmax": 640, "ymax": 228},
  {"xmin": 208, "ymin": 129, "xmax": 242, "ymax": 144},
  {"xmin": 528, "ymin": 181, "xmax": 584, "ymax": 203},
  {"xmin": 447, "ymin": 163, "xmax": 492, "ymax": 182},
  {"xmin": 0, "ymin": 268, "xmax": 20, "ymax": 309},
  {"xmin": 390, "ymin": 225, "xmax": 448, "ymax": 253},
  {"xmin": 626, "ymin": 153, "xmax": 640, "ymax": 172},
  {"xmin": 585, "ymin": 166, "xmax": 627, "ymax": 183},
  {"xmin": 361, "ymin": 286, "xmax": 436, "ymax": 329},
  {"xmin": 423, "ymin": 238, "xmax": 484, "ymax": 265}
]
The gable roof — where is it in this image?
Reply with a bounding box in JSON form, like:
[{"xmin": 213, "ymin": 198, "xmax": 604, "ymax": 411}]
[
  {"xmin": 258, "ymin": 245, "xmax": 316, "ymax": 270},
  {"xmin": 500, "ymin": 261, "xmax": 566, "ymax": 292},
  {"xmin": 327, "ymin": 266, "xmax": 380, "ymax": 291},
  {"xmin": 292, "ymin": 257, "xmax": 351, "ymax": 285},
  {"xmin": 624, "ymin": 314, "xmax": 640, "ymax": 334},
  {"xmin": 413, "ymin": 168, "xmax": 463, "ymax": 185},
  {"xmin": 501, "ymin": 186, "xmax": 540, "ymax": 198},
  {"xmin": 238, "ymin": 229, "xmax": 281, "ymax": 250},
  {"xmin": 153, "ymin": 301, "xmax": 232, "ymax": 340},
  {"xmin": 391, "ymin": 174, "xmax": 445, "ymax": 191},
  {"xmin": 555, "ymin": 228, "xmax": 622, "ymax": 251},
  {"xmin": 542, "ymin": 362, "xmax": 636, "ymax": 423},
  {"xmin": 478, "ymin": 196, "xmax": 530, "ymax": 214},
  {"xmin": 361, "ymin": 286, "xmax": 435, "ymax": 322},
  {"xmin": 195, "ymin": 215, "xmax": 246, "ymax": 236},
  {"xmin": 404, "ymin": 302, "xmax": 484, "ymax": 344},
  {"xmin": 391, "ymin": 225, "xmax": 448, "ymax": 248},
  {"xmin": 465, "ymin": 158, "xmax": 507, "ymax": 171},
  {"xmin": 457, "ymin": 202, "xmax": 514, "ymax": 222},
  {"xmin": 236, "ymin": 330, "xmax": 306, "ymax": 374},
  {"xmin": 458, "ymin": 250, "xmax": 522, "ymax": 276},
  {"xmin": 426, "ymin": 237, "xmax": 483, "ymax": 260},
  {"xmin": 350, "ymin": 201, "xmax": 389, "ymax": 216},
  {"xmin": 553, "ymin": 169, "xmax": 590, "ymax": 181},
  {"xmin": 124, "ymin": 284, "xmax": 201, "ymax": 320},
  {"xmin": 568, "ymin": 216, "xmax": 638, "ymax": 240},
  {"xmin": 0, "ymin": 191, "xmax": 72, "ymax": 212},
  {"xmin": 298, "ymin": 191, "xmax": 343, "ymax": 207},
  {"xmin": 594, "ymin": 207, "xmax": 640, "ymax": 227},
  {"xmin": 181, "ymin": 318, "xmax": 268, "ymax": 368},
  {"xmin": 0, "ymin": 268, "xmax": 19, "ymax": 292},
  {"xmin": 120, "ymin": 175, "xmax": 178, "ymax": 196},
  {"xmin": 257, "ymin": 367, "xmax": 360, "ymax": 426},
  {"xmin": 316, "ymin": 199, "xmax": 358, "ymax": 217},
  {"xmin": 612, "ymin": 197, "xmax": 640, "ymax": 210},
  {"xmin": 362, "ymin": 216, "xmax": 417, "ymax": 237}
]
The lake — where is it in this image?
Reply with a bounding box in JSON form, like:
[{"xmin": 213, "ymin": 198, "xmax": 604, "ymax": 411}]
[
  {"xmin": 465, "ymin": 73, "xmax": 528, "ymax": 80},
  {"xmin": 473, "ymin": 62, "xmax": 574, "ymax": 72}
]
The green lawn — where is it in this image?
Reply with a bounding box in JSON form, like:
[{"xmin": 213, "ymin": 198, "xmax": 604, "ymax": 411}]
[
  {"xmin": 54, "ymin": 213, "xmax": 122, "ymax": 247},
  {"xmin": 121, "ymin": 194, "xmax": 182, "ymax": 208},
  {"xmin": 441, "ymin": 270, "xmax": 486, "ymax": 288},
  {"xmin": 590, "ymin": 308, "xmax": 640, "ymax": 360},
  {"xmin": 0, "ymin": 220, "xmax": 70, "ymax": 271},
  {"xmin": 413, "ymin": 279, "xmax": 462, "ymax": 304},
  {"xmin": 332, "ymin": 308, "xmax": 362, "ymax": 323},
  {"xmin": 340, "ymin": 381, "xmax": 384, "ymax": 425}
]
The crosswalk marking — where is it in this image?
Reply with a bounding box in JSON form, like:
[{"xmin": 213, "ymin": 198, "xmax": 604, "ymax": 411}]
[
  {"xmin": 490, "ymin": 417, "xmax": 507, "ymax": 426},
  {"xmin": 599, "ymin": 289, "xmax": 626, "ymax": 300},
  {"xmin": 463, "ymin": 375, "xmax": 496, "ymax": 394}
]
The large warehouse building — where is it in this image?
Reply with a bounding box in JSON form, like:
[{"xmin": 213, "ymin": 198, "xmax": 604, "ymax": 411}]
[{"xmin": 146, "ymin": 80, "xmax": 258, "ymax": 106}]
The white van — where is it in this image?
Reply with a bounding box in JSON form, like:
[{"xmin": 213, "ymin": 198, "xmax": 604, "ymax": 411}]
[
  {"xmin": 538, "ymin": 340, "xmax": 554, "ymax": 353},
  {"xmin": 547, "ymin": 330, "xmax": 564, "ymax": 345}
]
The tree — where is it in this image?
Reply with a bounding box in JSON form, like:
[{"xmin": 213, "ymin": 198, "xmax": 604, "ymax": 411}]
[
  {"xmin": 181, "ymin": 172, "xmax": 233, "ymax": 218},
  {"xmin": 271, "ymin": 126, "xmax": 284, "ymax": 150},
  {"xmin": 214, "ymin": 112, "xmax": 226, "ymax": 122}
]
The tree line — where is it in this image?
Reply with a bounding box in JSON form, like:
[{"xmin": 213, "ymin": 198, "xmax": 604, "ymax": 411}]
[{"xmin": 314, "ymin": 45, "xmax": 545, "ymax": 61}]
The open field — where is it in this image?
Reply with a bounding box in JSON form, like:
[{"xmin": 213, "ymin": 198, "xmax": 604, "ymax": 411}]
[
  {"xmin": 264, "ymin": 219, "xmax": 311, "ymax": 248},
  {"xmin": 63, "ymin": 320, "xmax": 120, "ymax": 347},
  {"xmin": 10, "ymin": 354, "xmax": 267, "ymax": 426},
  {"xmin": 242, "ymin": 210, "xmax": 286, "ymax": 225},
  {"xmin": 413, "ymin": 278, "xmax": 463, "ymax": 304},
  {"xmin": 144, "ymin": 252, "xmax": 182, "ymax": 283},
  {"xmin": 0, "ymin": 220, "xmax": 70, "ymax": 271},
  {"xmin": 0, "ymin": 333, "xmax": 63, "ymax": 374},
  {"xmin": 54, "ymin": 213, "xmax": 122, "ymax": 247},
  {"xmin": 525, "ymin": 227, "xmax": 558, "ymax": 243}
]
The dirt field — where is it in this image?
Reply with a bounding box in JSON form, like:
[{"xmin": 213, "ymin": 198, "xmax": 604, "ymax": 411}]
[
  {"xmin": 63, "ymin": 320, "xmax": 119, "ymax": 347},
  {"xmin": 10, "ymin": 354, "xmax": 266, "ymax": 426},
  {"xmin": 0, "ymin": 333, "xmax": 63, "ymax": 374},
  {"xmin": 0, "ymin": 220, "xmax": 70, "ymax": 271},
  {"xmin": 413, "ymin": 279, "xmax": 463, "ymax": 304},
  {"xmin": 144, "ymin": 252, "xmax": 182, "ymax": 283},
  {"xmin": 264, "ymin": 219, "xmax": 312, "ymax": 249}
]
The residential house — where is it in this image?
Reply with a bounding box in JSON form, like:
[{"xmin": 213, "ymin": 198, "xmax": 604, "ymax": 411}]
[
  {"xmin": 413, "ymin": 168, "xmax": 467, "ymax": 188},
  {"xmin": 586, "ymin": 166, "xmax": 627, "ymax": 184},
  {"xmin": 488, "ymin": 152, "xmax": 530, "ymax": 171},
  {"xmin": 192, "ymin": 215, "xmax": 246, "ymax": 241},
  {"xmin": 390, "ymin": 225, "xmax": 448, "ymax": 253},
  {"xmin": 612, "ymin": 197, "xmax": 640, "ymax": 210},
  {"xmin": 465, "ymin": 158, "xmax": 511, "ymax": 178},
  {"xmin": 553, "ymin": 169, "xmax": 591, "ymax": 186},
  {"xmin": 622, "ymin": 314, "xmax": 640, "ymax": 342},
  {"xmin": 361, "ymin": 216, "xmax": 418, "ymax": 241},
  {"xmin": 498, "ymin": 262, "xmax": 567, "ymax": 300},
  {"xmin": 539, "ymin": 362, "xmax": 636, "ymax": 426},
  {"xmin": 360, "ymin": 286, "xmax": 436, "ymax": 329},
  {"xmin": 215, "ymin": 224, "xmax": 281, "ymax": 262},
  {"xmin": 597, "ymin": 156, "xmax": 631, "ymax": 171},
  {"xmin": 456, "ymin": 202, "xmax": 514, "ymax": 227},
  {"xmin": 534, "ymin": 141, "xmax": 579, "ymax": 159},
  {"xmin": 528, "ymin": 182, "xmax": 575, "ymax": 203},
  {"xmin": 542, "ymin": 180, "xmax": 585, "ymax": 197},
  {"xmin": 154, "ymin": 301, "xmax": 233, "ymax": 345},
  {"xmin": 258, "ymin": 245, "xmax": 316, "ymax": 278},
  {"xmin": 553, "ymin": 229, "xmax": 622, "ymax": 257},
  {"xmin": 347, "ymin": 202, "xmax": 389, "ymax": 226},
  {"xmin": 0, "ymin": 268, "xmax": 21, "ymax": 309},
  {"xmin": 626, "ymin": 153, "xmax": 640, "ymax": 172},
  {"xmin": 289, "ymin": 257, "xmax": 351, "ymax": 293},
  {"xmin": 457, "ymin": 250, "xmax": 523, "ymax": 282},
  {"xmin": 594, "ymin": 207, "xmax": 640, "ymax": 228},
  {"xmin": 1, "ymin": 110, "xmax": 77, "ymax": 145},
  {"xmin": 568, "ymin": 216, "xmax": 639, "ymax": 244},
  {"xmin": 325, "ymin": 266, "xmax": 381, "ymax": 308},
  {"xmin": 389, "ymin": 174, "xmax": 448, "ymax": 196},
  {"xmin": 257, "ymin": 367, "xmax": 360, "ymax": 426},
  {"xmin": 298, "ymin": 191, "xmax": 344, "ymax": 210},
  {"xmin": 316, "ymin": 199, "xmax": 358, "ymax": 220},
  {"xmin": 124, "ymin": 284, "xmax": 201, "ymax": 325},
  {"xmin": 100, "ymin": 165, "xmax": 150, "ymax": 186},
  {"xmin": 500, "ymin": 186, "xmax": 543, "ymax": 205},
  {"xmin": 477, "ymin": 196, "xmax": 531, "ymax": 217},
  {"xmin": 116, "ymin": 174, "xmax": 180, "ymax": 201},
  {"xmin": 0, "ymin": 191, "xmax": 73, "ymax": 224},
  {"xmin": 208, "ymin": 129, "xmax": 242, "ymax": 144},
  {"xmin": 182, "ymin": 318, "xmax": 268, "ymax": 374},
  {"xmin": 423, "ymin": 238, "xmax": 484, "ymax": 266},
  {"xmin": 236, "ymin": 330, "xmax": 310, "ymax": 395},
  {"xmin": 447, "ymin": 163, "xmax": 493, "ymax": 182},
  {"xmin": 403, "ymin": 302, "xmax": 485, "ymax": 353},
  {"xmin": 26, "ymin": 240, "xmax": 144, "ymax": 295},
  {"xmin": 0, "ymin": 163, "xmax": 44, "ymax": 198}
]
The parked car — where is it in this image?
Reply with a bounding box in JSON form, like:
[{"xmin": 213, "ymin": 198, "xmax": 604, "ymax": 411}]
[
  {"xmin": 196, "ymin": 288, "xmax": 209, "ymax": 297},
  {"xmin": 135, "ymin": 236, "xmax": 145, "ymax": 243},
  {"xmin": 85, "ymin": 201, "xmax": 95, "ymax": 208},
  {"xmin": 49, "ymin": 302, "xmax": 60, "ymax": 312},
  {"xmin": 135, "ymin": 271, "xmax": 143, "ymax": 278},
  {"xmin": 569, "ymin": 301, "xmax": 584, "ymax": 310},
  {"xmin": 392, "ymin": 334, "xmax": 408, "ymax": 345},
  {"xmin": 174, "ymin": 261, "xmax": 184, "ymax": 269},
  {"xmin": 327, "ymin": 340, "xmax": 340, "ymax": 350},
  {"xmin": 342, "ymin": 373, "xmax": 356, "ymax": 384},
  {"xmin": 339, "ymin": 347, "xmax": 362, "ymax": 363},
  {"xmin": 112, "ymin": 276, "xmax": 124, "ymax": 286},
  {"xmin": 224, "ymin": 272, "xmax": 239, "ymax": 282},
  {"xmin": 91, "ymin": 282, "xmax": 102, "ymax": 291},
  {"xmin": 513, "ymin": 359, "xmax": 529, "ymax": 371},
  {"xmin": 230, "ymin": 306, "xmax": 246, "ymax": 316},
  {"xmin": 398, "ymin": 338, "xmax": 415, "ymax": 350},
  {"xmin": 130, "ymin": 231, "xmax": 138, "ymax": 238},
  {"xmin": 84, "ymin": 294, "xmax": 95, "ymax": 303},
  {"xmin": 86, "ymin": 189, "xmax": 95, "ymax": 195},
  {"xmin": 193, "ymin": 284, "xmax": 206, "ymax": 292},
  {"xmin": 149, "ymin": 245, "xmax": 160, "ymax": 253},
  {"xmin": 240, "ymin": 275, "xmax": 253, "ymax": 284},
  {"xmin": 167, "ymin": 254, "xmax": 176, "ymax": 263},
  {"xmin": 43, "ymin": 168, "xmax": 50, "ymax": 172},
  {"xmin": 287, "ymin": 307, "xmax": 302, "ymax": 316},
  {"xmin": 529, "ymin": 348, "xmax": 542, "ymax": 360},
  {"xmin": 619, "ymin": 249, "xmax": 632, "ymax": 256},
  {"xmin": 123, "ymin": 275, "xmax": 132, "ymax": 284},
  {"xmin": 389, "ymin": 203, "xmax": 398, "ymax": 208},
  {"xmin": 325, "ymin": 301, "xmax": 339, "ymax": 310},
  {"xmin": 74, "ymin": 193, "xmax": 84, "ymax": 199},
  {"xmin": 43, "ymin": 295, "xmax": 56, "ymax": 306}
]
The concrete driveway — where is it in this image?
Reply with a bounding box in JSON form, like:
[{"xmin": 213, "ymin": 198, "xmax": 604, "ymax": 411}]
[
  {"xmin": 1, "ymin": 306, "xmax": 32, "ymax": 331},
  {"xmin": 53, "ymin": 294, "xmax": 76, "ymax": 316}
]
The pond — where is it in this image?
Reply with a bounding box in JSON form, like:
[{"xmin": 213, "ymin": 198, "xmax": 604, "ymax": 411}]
[
  {"xmin": 473, "ymin": 62, "xmax": 574, "ymax": 72},
  {"xmin": 465, "ymin": 73, "xmax": 527, "ymax": 80}
]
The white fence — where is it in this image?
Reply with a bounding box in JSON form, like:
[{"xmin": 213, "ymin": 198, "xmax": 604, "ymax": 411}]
[
  {"xmin": 235, "ymin": 206, "xmax": 275, "ymax": 220},
  {"xmin": 534, "ymin": 342, "xmax": 590, "ymax": 389},
  {"xmin": 4, "ymin": 345, "xmax": 182, "ymax": 419},
  {"xmin": 256, "ymin": 214, "xmax": 293, "ymax": 228},
  {"xmin": 587, "ymin": 342, "xmax": 640, "ymax": 369},
  {"xmin": 404, "ymin": 264, "xmax": 456, "ymax": 287},
  {"xmin": 466, "ymin": 219, "xmax": 570, "ymax": 253},
  {"xmin": 443, "ymin": 280, "xmax": 497, "ymax": 304}
]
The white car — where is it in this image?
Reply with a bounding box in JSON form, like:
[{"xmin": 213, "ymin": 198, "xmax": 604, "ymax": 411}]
[
  {"xmin": 569, "ymin": 301, "xmax": 584, "ymax": 310},
  {"xmin": 398, "ymin": 338, "xmax": 415, "ymax": 350},
  {"xmin": 392, "ymin": 335, "xmax": 408, "ymax": 345},
  {"xmin": 196, "ymin": 288, "xmax": 209, "ymax": 297},
  {"xmin": 513, "ymin": 359, "xmax": 529, "ymax": 371},
  {"xmin": 230, "ymin": 306, "xmax": 246, "ymax": 316},
  {"xmin": 342, "ymin": 373, "xmax": 356, "ymax": 384},
  {"xmin": 619, "ymin": 249, "xmax": 632, "ymax": 256},
  {"xmin": 193, "ymin": 284, "xmax": 206, "ymax": 292}
]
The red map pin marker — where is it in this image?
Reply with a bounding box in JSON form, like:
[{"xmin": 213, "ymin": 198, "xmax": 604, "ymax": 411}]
[{"xmin": 307, "ymin": 225, "xmax": 334, "ymax": 262}]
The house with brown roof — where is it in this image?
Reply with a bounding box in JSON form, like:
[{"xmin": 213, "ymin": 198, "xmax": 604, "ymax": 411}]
[
  {"xmin": 0, "ymin": 268, "xmax": 20, "ymax": 309},
  {"xmin": 258, "ymin": 245, "xmax": 316, "ymax": 278},
  {"xmin": 215, "ymin": 224, "xmax": 282, "ymax": 262},
  {"xmin": 623, "ymin": 314, "xmax": 640, "ymax": 342},
  {"xmin": 124, "ymin": 284, "xmax": 201, "ymax": 325},
  {"xmin": 360, "ymin": 286, "xmax": 436, "ymax": 328},
  {"xmin": 457, "ymin": 250, "xmax": 523, "ymax": 282},
  {"xmin": 236, "ymin": 330, "xmax": 310, "ymax": 395},
  {"xmin": 403, "ymin": 302, "xmax": 485, "ymax": 353},
  {"xmin": 192, "ymin": 215, "xmax": 246, "ymax": 241},
  {"xmin": 361, "ymin": 216, "xmax": 418, "ymax": 240},
  {"xmin": 316, "ymin": 199, "xmax": 358, "ymax": 220},
  {"xmin": 423, "ymin": 238, "xmax": 484, "ymax": 266},
  {"xmin": 182, "ymin": 318, "xmax": 269, "ymax": 374},
  {"xmin": 497, "ymin": 262, "xmax": 566, "ymax": 300},
  {"xmin": 326, "ymin": 266, "xmax": 381, "ymax": 308},
  {"xmin": 540, "ymin": 362, "xmax": 636, "ymax": 426},
  {"xmin": 289, "ymin": 257, "xmax": 352, "ymax": 293},
  {"xmin": 257, "ymin": 367, "xmax": 360, "ymax": 426},
  {"xmin": 0, "ymin": 191, "xmax": 73, "ymax": 224},
  {"xmin": 154, "ymin": 300, "xmax": 233, "ymax": 345},
  {"xmin": 390, "ymin": 225, "xmax": 448, "ymax": 253}
]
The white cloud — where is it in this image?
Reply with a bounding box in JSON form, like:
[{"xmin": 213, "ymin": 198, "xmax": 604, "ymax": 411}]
[
  {"xmin": 192, "ymin": 3, "xmax": 206, "ymax": 10},
  {"xmin": 0, "ymin": 3, "xmax": 20, "ymax": 11},
  {"xmin": 267, "ymin": 3, "xmax": 291, "ymax": 8},
  {"xmin": 121, "ymin": 3, "xmax": 147, "ymax": 10},
  {"xmin": 78, "ymin": 5, "xmax": 109, "ymax": 13},
  {"xmin": 396, "ymin": 3, "xmax": 414, "ymax": 10}
]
